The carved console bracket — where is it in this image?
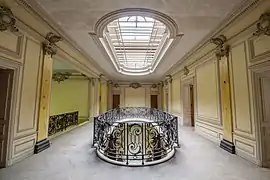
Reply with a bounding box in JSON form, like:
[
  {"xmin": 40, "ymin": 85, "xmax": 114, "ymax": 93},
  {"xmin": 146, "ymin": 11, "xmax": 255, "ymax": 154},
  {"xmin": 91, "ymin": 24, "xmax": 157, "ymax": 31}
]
[
  {"xmin": 129, "ymin": 82, "xmax": 141, "ymax": 89},
  {"xmin": 151, "ymin": 84, "xmax": 157, "ymax": 88},
  {"xmin": 52, "ymin": 72, "xmax": 71, "ymax": 83},
  {"xmin": 183, "ymin": 66, "xmax": 189, "ymax": 76},
  {"xmin": 253, "ymin": 11, "xmax": 270, "ymax": 37},
  {"xmin": 0, "ymin": 6, "xmax": 18, "ymax": 32},
  {"xmin": 210, "ymin": 35, "xmax": 230, "ymax": 60},
  {"xmin": 165, "ymin": 75, "xmax": 172, "ymax": 83},
  {"xmin": 43, "ymin": 32, "xmax": 62, "ymax": 56}
]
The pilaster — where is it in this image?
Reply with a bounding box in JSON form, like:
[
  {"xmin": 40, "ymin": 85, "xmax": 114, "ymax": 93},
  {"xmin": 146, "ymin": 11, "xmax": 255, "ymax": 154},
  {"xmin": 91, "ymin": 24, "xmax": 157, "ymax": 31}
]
[
  {"xmin": 35, "ymin": 32, "xmax": 62, "ymax": 154},
  {"xmin": 210, "ymin": 35, "xmax": 235, "ymax": 154}
]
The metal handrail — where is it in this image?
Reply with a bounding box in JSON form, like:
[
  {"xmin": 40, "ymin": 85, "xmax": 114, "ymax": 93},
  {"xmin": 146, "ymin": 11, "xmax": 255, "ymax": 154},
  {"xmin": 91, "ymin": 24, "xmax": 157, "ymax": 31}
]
[{"xmin": 92, "ymin": 107, "xmax": 179, "ymax": 166}]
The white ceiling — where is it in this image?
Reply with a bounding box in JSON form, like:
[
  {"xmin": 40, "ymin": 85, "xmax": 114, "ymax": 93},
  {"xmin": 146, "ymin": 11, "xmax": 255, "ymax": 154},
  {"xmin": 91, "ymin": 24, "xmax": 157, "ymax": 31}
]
[{"xmin": 33, "ymin": 0, "xmax": 243, "ymax": 82}]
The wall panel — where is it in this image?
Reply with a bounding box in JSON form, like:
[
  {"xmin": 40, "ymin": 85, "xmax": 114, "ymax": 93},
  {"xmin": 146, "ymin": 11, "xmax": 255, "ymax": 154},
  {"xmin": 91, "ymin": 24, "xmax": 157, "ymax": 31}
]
[
  {"xmin": 0, "ymin": 31, "xmax": 24, "ymax": 61},
  {"xmin": 124, "ymin": 87, "xmax": 146, "ymax": 107},
  {"xmin": 16, "ymin": 38, "xmax": 41, "ymax": 136},
  {"xmin": 171, "ymin": 78, "xmax": 181, "ymax": 115},
  {"xmin": 231, "ymin": 42, "xmax": 253, "ymax": 135},
  {"xmin": 196, "ymin": 60, "xmax": 219, "ymax": 122}
]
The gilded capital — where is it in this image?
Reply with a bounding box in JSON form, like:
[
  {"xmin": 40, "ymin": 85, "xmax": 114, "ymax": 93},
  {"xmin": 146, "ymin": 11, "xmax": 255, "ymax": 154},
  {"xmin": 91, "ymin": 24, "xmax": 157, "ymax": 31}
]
[
  {"xmin": 210, "ymin": 35, "xmax": 230, "ymax": 60},
  {"xmin": 43, "ymin": 32, "xmax": 62, "ymax": 56}
]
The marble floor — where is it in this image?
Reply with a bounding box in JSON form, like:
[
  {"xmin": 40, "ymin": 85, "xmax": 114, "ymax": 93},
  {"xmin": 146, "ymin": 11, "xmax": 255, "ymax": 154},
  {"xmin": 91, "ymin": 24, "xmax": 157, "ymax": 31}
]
[{"xmin": 1, "ymin": 123, "xmax": 270, "ymax": 180}]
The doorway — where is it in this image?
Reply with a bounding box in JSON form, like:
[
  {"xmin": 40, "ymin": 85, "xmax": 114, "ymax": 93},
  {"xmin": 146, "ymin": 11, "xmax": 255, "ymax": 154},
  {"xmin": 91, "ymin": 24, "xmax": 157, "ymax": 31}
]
[
  {"xmin": 182, "ymin": 81, "xmax": 195, "ymax": 127},
  {"xmin": 112, "ymin": 94, "xmax": 120, "ymax": 109},
  {"xmin": 150, "ymin": 95, "xmax": 158, "ymax": 109},
  {"xmin": 0, "ymin": 68, "xmax": 14, "ymax": 168},
  {"xmin": 255, "ymin": 71, "xmax": 270, "ymax": 168},
  {"xmin": 189, "ymin": 84, "xmax": 195, "ymax": 127}
]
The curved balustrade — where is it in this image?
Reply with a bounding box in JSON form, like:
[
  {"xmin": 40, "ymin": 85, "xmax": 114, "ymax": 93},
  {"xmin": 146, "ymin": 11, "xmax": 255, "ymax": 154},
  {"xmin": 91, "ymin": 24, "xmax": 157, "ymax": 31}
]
[{"xmin": 92, "ymin": 107, "xmax": 179, "ymax": 166}]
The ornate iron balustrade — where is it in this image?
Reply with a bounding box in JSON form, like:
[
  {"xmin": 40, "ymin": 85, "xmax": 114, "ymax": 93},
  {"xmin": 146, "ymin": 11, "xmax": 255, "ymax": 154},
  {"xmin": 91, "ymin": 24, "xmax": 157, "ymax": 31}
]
[
  {"xmin": 92, "ymin": 107, "xmax": 179, "ymax": 166},
  {"xmin": 48, "ymin": 111, "xmax": 79, "ymax": 136}
]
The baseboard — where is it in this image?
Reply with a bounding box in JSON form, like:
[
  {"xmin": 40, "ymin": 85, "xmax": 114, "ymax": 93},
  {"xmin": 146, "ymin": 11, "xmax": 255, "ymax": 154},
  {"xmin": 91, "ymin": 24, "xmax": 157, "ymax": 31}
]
[
  {"xmin": 34, "ymin": 138, "xmax": 50, "ymax": 154},
  {"xmin": 220, "ymin": 138, "xmax": 235, "ymax": 154}
]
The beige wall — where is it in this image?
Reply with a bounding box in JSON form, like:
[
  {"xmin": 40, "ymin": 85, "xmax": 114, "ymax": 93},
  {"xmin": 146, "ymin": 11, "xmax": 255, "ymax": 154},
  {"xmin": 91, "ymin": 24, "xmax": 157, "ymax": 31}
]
[
  {"xmin": 0, "ymin": 30, "xmax": 42, "ymax": 165},
  {"xmin": 0, "ymin": 0, "xmax": 103, "ymax": 166},
  {"xmin": 194, "ymin": 58, "xmax": 223, "ymax": 143},
  {"xmin": 168, "ymin": 0, "xmax": 270, "ymax": 166},
  {"xmin": 171, "ymin": 78, "xmax": 181, "ymax": 114},
  {"xmin": 110, "ymin": 85, "xmax": 160, "ymax": 109},
  {"xmin": 50, "ymin": 78, "xmax": 90, "ymax": 120}
]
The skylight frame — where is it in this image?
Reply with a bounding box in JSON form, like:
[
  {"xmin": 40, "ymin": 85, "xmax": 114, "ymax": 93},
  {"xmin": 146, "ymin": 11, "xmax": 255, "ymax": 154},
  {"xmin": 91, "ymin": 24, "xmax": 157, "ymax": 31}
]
[{"xmin": 92, "ymin": 8, "xmax": 182, "ymax": 76}]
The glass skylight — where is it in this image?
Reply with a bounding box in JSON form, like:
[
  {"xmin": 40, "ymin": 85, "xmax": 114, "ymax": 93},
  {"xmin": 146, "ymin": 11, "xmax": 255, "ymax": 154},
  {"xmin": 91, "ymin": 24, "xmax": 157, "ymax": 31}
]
[
  {"xmin": 94, "ymin": 14, "xmax": 180, "ymax": 75},
  {"xmin": 99, "ymin": 15, "xmax": 173, "ymax": 75}
]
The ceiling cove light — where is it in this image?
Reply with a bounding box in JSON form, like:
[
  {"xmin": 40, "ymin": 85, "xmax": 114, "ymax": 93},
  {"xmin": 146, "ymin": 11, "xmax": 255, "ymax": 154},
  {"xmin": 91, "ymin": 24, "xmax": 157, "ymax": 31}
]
[{"xmin": 90, "ymin": 8, "xmax": 183, "ymax": 76}]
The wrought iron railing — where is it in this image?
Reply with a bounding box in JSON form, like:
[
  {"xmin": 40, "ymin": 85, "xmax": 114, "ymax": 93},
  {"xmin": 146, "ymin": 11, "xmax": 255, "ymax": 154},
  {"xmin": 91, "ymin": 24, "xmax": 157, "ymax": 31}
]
[
  {"xmin": 92, "ymin": 107, "xmax": 179, "ymax": 166},
  {"xmin": 48, "ymin": 111, "xmax": 79, "ymax": 136}
]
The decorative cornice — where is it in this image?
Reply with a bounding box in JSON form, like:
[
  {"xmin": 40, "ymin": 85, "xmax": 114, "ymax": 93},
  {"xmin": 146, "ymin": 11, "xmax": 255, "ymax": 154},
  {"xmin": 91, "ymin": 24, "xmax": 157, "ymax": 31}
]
[
  {"xmin": 253, "ymin": 11, "xmax": 270, "ymax": 36},
  {"xmin": 0, "ymin": 6, "xmax": 18, "ymax": 32},
  {"xmin": 43, "ymin": 32, "xmax": 62, "ymax": 56},
  {"xmin": 52, "ymin": 72, "xmax": 71, "ymax": 83},
  {"xmin": 166, "ymin": 0, "xmax": 262, "ymax": 75},
  {"xmin": 129, "ymin": 82, "xmax": 142, "ymax": 89},
  {"xmin": 210, "ymin": 35, "xmax": 230, "ymax": 60},
  {"xmin": 15, "ymin": 0, "xmax": 109, "ymax": 78}
]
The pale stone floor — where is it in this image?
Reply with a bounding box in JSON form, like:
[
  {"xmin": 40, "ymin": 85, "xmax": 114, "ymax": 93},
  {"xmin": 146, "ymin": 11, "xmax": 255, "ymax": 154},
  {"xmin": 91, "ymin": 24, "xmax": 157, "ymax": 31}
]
[{"xmin": 1, "ymin": 123, "xmax": 270, "ymax": 180}]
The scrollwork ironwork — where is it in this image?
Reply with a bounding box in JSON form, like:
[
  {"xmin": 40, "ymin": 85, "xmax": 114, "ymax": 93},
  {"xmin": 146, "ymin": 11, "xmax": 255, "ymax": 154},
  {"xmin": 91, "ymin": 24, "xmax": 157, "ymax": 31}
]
[
  {"xmin": 48, "ymin": 111, "xmax": 78, "ymax": 136},
  {"xmin": 92, "ymin": 107, "xmax": 179, "ymax": 166}
]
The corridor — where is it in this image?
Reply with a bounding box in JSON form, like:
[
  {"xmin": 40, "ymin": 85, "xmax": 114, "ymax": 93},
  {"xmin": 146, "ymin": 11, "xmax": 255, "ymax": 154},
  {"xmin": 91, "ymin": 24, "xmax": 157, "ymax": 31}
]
[{"xmin": 0, "ymin": 123, "xmax": 270, "ymax": 180}]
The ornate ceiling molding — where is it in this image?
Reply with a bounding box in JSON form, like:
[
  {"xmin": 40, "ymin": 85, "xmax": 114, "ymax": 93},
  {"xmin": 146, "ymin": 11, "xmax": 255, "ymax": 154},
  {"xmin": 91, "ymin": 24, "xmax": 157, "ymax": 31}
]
[
  {"xmin": 15, "ymin": 0, "xmax": 108, "ymax": 79},
  {"xmin": 90, "ymin": 8, "xmax": 183, "ymax": 76},
  {"xmin": 129, "ymin": 82, "xmax": 141, "ymax": 89},
  {"xmin": 0, "ymin": 6, "xmax": 18, "ymax": 32},
  {"xmin": 210, "ymin": 35, "xmax": 230, "ymax": 60},
  {"xmin": 94, "ymin": 8, "xmax": 180, "ymax": 38},
  {"xmin": 52, "ymin": 72, "xmax": 71, "ymax": 83},
  {"xmin": 43, "ymin": 32, "xmax": 62, "ymax": 56},
  {"xmin": 253, "ymin": 11, "xmax": 270, "ymax": 36}
]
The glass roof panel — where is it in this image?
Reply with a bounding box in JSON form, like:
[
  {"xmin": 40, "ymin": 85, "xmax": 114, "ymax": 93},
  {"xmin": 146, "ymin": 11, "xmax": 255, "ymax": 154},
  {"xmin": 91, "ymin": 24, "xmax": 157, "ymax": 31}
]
[{"xmin": 106, "ymin": 16, "xmax": 168, "ymax": 73}]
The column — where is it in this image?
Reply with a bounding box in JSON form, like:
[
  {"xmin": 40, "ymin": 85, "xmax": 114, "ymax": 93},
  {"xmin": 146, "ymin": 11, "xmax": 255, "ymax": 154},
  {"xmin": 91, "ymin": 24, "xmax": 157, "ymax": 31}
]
[
  {"xmin": 210, "ymin": 35, "xmax": 235, "ymax": 154},
  {"xmin": 35, "ymin": 32, "xmax": 62, "ymax": 153}
]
